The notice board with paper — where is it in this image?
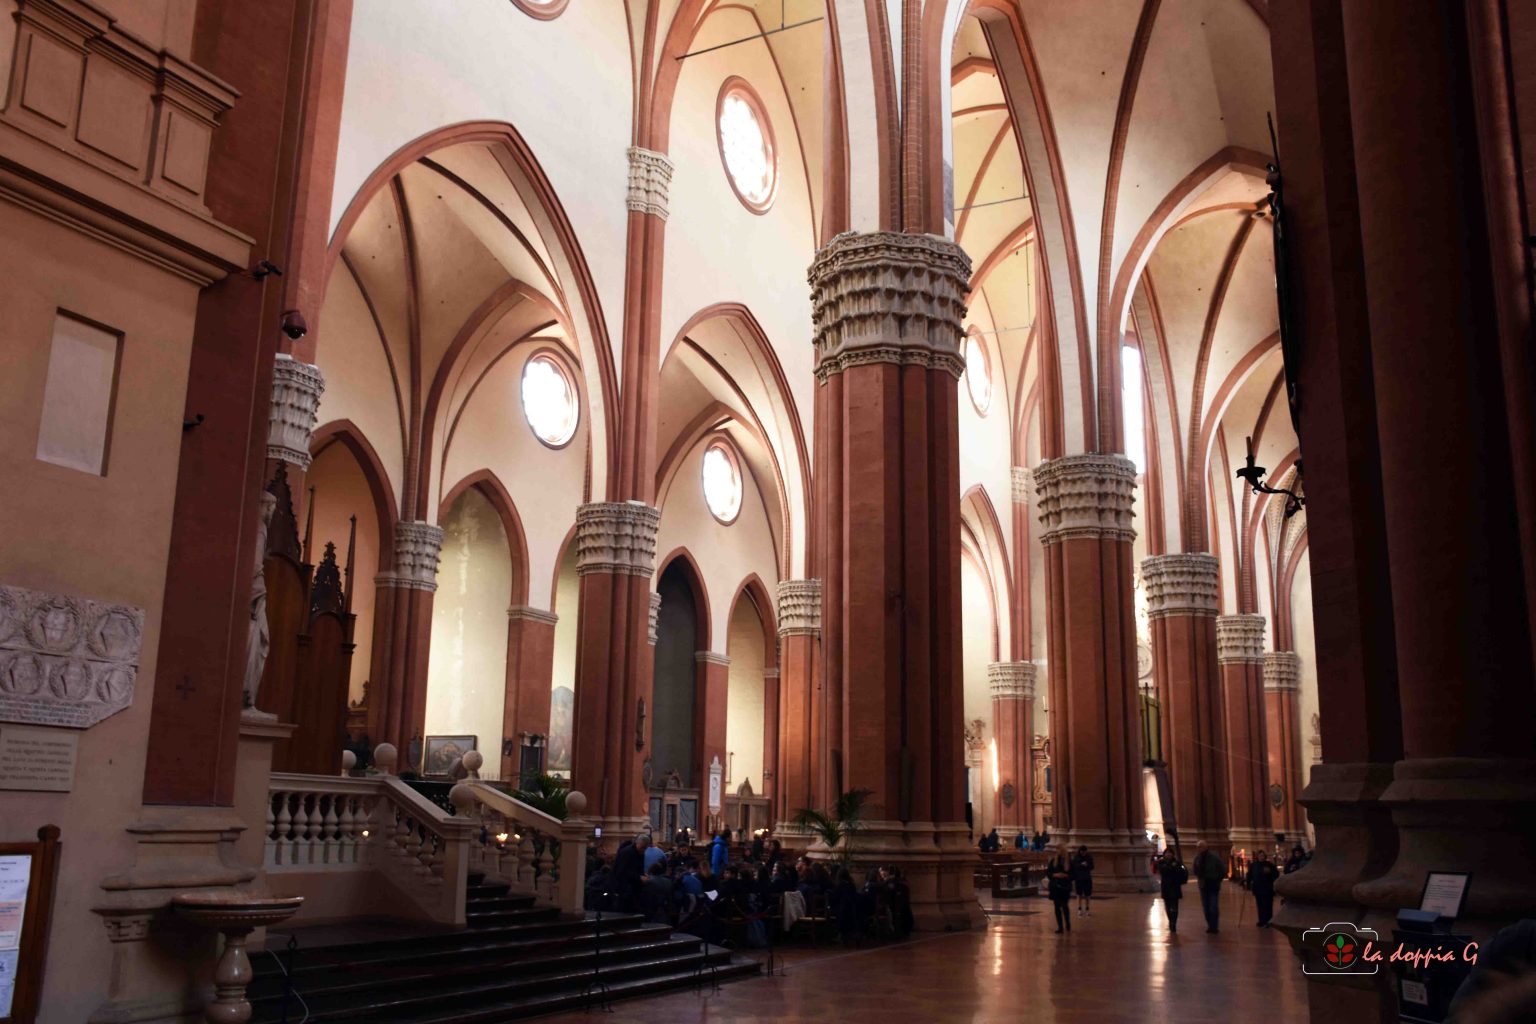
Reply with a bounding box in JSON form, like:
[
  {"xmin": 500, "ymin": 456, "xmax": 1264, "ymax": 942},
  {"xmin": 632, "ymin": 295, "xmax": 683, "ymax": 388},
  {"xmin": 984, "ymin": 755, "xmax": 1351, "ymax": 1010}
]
[{"xmin": 0, "ymin": 827, "xmax": 60, "ymax": 1024}]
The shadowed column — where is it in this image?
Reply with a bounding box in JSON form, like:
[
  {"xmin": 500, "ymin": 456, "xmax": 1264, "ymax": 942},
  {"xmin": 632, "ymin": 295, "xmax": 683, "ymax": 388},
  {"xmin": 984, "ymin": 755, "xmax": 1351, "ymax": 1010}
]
[{"xmin": 1217, "ymin": 614, "xmax": 1269, "ymax": 852}]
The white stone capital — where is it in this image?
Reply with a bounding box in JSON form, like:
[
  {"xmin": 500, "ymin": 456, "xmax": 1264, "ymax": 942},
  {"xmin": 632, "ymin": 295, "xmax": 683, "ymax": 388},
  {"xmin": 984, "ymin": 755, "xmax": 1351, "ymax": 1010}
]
[
  {"xmin": 575, "ymin": 501, "xmax": 660, "ymax": 577},
  {"xmin": 776, "ymin": 579, "xmax": 822, "ymax": 636},
  {"xmin": 808, "ymin": 231, "xmax": 972, "ymax": 382},
  {"xmin": 648, "ymin": 591, "xmax": 661, "ymax": 645},
  {"xmin": 1216, "ymin": 614, "xmax": 1268, "ymax": 664},
  {"xmin": 267, "ymin": 353, "xmax": 325, "ymax": 469},
  {"xmin": 1011, "ymin": 466, "xmax": 1032, "ymax": 504},
  {"xmin": 987, "ymin": 661, "xmax": 1037, "ymax": 701},
  {"xmin": 626, "ymin": 147, "xmax": 674, "ymax": 220},
  {"xmin": 507, "ymin": 605, "xmax": 558, "ymax": 626},
  {"xmin": 376, "ymin": 521, "xmax": 444, "ymax": 591},
  {"xmin": 1263, "ymin": 650, "xmax": 1301, "ymax": 691},
  {"xmin": 1033, "ymin": 454, "xmax": 1137, "ymax": 544},
  {"xmin": 695, "ymin": 651, "xmax": 731, "ymax": 667},
  {"xmin": 1141, "ymin": 553, "xmax": 1220, "ymax": 618}
]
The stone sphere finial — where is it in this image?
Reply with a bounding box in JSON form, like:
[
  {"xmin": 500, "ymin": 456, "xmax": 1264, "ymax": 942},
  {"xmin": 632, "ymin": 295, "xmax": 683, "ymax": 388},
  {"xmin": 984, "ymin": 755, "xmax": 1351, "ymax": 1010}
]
[
  {"xmin": 449, "ymin": 783, "xmax": 477, "ymax": 813},
  {"xmin": 565, "ymin": 790, "xmax": 588, "ymax": 817},
  {"xmin": 373, "ymin": 742, "xmax": 398, "ymax": 774},
  {"xmin": 462, "ymin": 750, "xmax": 483, "ymax": 774},
  {"xmin": 341, "ymin": 750, "xmax": 357, "ymax": 774}
]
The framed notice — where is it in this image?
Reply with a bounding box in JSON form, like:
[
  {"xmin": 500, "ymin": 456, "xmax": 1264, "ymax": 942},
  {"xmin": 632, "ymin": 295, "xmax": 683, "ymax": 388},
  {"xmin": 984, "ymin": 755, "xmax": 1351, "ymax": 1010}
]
[
  {"xmin": 0, "ymin": 827, "xmax": 60, "ymax": 1024},
  {"xmin": 1419, "ymin": 871, "xmax": 1471, "ymax": 921}
]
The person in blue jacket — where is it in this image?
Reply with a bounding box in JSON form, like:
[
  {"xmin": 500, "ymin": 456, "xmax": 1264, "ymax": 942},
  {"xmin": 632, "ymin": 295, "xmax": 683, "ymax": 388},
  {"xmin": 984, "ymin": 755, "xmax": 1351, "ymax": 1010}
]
[{"xmin": 710, "ymin": 831, "xmax": 729, "ymax": 875}]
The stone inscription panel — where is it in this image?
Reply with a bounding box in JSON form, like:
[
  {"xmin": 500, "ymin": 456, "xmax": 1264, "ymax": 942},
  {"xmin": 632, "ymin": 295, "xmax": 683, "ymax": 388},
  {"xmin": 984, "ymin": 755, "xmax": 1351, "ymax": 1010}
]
[
  {"xmin": 0, "ymin": 584, "xmax": 143, "ymax": 728},
  {"xmin": 0, "ymin": 725, "xmax": 78, "ymax": 791}
]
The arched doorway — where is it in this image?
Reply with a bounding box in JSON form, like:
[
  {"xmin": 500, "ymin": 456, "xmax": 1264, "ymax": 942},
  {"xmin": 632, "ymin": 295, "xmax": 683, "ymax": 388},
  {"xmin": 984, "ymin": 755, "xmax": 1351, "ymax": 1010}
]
[{"xmin": 650, "ymin": 556, "xmax": 707, "ymax": 840}]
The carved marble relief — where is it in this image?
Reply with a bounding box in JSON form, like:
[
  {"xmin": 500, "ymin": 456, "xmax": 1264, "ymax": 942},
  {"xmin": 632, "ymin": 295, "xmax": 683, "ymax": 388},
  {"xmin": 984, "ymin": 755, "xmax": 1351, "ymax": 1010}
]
[{"xmin": 0, "ymin": 583, "xmax": 144, "ymax": 727}]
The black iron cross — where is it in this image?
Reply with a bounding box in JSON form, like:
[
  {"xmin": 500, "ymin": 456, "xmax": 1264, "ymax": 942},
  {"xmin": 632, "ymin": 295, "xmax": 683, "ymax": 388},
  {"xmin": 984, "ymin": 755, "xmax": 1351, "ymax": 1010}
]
[{"xmin": 175, "ymin": 676, "xmax": 195, "ymax": 700}]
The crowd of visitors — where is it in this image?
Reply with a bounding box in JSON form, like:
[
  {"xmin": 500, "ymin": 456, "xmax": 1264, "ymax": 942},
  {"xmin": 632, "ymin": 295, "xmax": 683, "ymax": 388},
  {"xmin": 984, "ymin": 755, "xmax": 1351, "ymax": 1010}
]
[{"xmin": 584, "ymin": 831, "xmax": 917, "ymax": 948}]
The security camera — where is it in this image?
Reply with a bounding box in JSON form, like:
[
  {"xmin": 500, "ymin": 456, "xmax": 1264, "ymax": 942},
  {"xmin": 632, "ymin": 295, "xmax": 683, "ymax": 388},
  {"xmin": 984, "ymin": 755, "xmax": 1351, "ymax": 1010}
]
[{"xmin": 280, "ymin": 310, "xmax": 308, "ymax": 341}]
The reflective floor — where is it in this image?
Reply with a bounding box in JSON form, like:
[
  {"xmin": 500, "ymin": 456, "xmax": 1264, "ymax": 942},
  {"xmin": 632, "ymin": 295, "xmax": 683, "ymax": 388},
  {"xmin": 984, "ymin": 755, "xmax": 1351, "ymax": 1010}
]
[{"xmin": 541, "ymin": 884, "xmax": 1306, "ymax": 1022}]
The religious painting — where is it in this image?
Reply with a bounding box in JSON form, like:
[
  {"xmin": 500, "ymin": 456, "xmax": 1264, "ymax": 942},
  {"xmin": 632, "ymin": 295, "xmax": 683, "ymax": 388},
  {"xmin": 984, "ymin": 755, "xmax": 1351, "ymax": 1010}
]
[
  {"xmin": 548, "ymin": 685, "xmax": 574, "ymax": 773},
  {"xmin": 423, "ymin": 735, "xmax": 476, "ymax": 775}
]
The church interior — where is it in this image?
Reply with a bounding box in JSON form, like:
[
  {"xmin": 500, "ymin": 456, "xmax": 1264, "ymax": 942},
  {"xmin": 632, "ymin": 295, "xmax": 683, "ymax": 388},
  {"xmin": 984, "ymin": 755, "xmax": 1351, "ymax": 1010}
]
[{"xmin": 0, "ymin": 1, "xmax": 1532, "ymax": 1022}]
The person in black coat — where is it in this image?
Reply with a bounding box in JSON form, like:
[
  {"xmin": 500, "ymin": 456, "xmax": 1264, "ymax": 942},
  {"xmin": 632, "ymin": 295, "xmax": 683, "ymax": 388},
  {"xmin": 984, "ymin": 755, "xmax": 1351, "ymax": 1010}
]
[
  {"xmin": 1248, "ymin": 848, "xmax": 1281, "ymax": 926},
  {"xmin": 1070, "ymin": 845, "xmax": 1096, "ymax": 917},
  {"xmin": 1045, "ymin": 846, "xmax": 1074, "ymax": 934},
  {"xmin": 1191, "ymin": 840, "xmax": 1227, "ymax": 933},
  {"xmin": 611, "ymin": 834, "xmax": 649, "ymax": 912},
  {"xmin": 1157, "ymin": 849, "xmax": 1189, "ymax": 934},
  {"xmin": 1284, "ymin": 844, "xmax": 1308, "ymax": 874}
]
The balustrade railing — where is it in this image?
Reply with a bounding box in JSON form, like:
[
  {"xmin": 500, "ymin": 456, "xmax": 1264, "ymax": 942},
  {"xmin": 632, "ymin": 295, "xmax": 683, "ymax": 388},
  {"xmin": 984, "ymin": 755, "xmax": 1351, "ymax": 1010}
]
[{"xmin": 461, "ymin": 782, "xmax": 590, "ymax": 915}]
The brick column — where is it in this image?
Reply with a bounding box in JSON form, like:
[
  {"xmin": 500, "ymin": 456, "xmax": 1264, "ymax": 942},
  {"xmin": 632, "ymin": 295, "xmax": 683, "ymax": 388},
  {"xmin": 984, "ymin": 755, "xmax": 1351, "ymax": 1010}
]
[
  {"xmin": 695, "ymin": 651, "xmax": 731, "ymax": 828},
  {"xmin": 1036, "ymin": 454, "xmax": 1152, "ymax": 891},
  {"xmin": 1217, "ymin": 614, "xmax": 1270, "ymax": 851},
  {"xmin": 775, "ymin": 579, "xmax": 820, "ymax": 830},
  {"xmin": 571, "ymin": 501, "xmax": 658, "ymax": 835},
  {"xmin": 987, "ymin": 662, "xmax": 1035, "ymax": 832},
  {"xmin": 500, "ymin": 605, "xmax": 558, "ymax": 780},
  {"xmin": 1263, "ymin": 651, "xmax": 1303, "ymax": 841},
  {"xmin": 810, "ymin": 231, "xmax": 977, "ymax": 928},
  {"xmin": 371, "ymin": 521, "xmax": 442, "ymax": 756},
  {"xmin": 1143, "ymin": 554, "xmax": 1229, "ymax": 854}
]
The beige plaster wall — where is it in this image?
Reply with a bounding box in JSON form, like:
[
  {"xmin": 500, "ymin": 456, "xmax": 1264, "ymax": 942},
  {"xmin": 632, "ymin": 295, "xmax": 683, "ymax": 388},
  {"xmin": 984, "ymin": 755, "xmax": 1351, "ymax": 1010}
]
[
  {"xmin": 0, "ymin": 201, "xmax": 201, "ymax": 1024},
  {"xmin": 301, "ymin": 441, "xmax": 382, "ymax": 705},
  {"xmin": 724, "ymin": 597, "xmax": 766, "ymax": 796}
]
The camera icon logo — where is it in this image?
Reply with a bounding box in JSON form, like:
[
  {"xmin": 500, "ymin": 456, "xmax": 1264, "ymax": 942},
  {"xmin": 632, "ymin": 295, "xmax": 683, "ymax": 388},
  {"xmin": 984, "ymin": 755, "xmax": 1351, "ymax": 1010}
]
[{"xmin": 1301, "ymin": 921, "xmax": 1381, "ymax": 976}]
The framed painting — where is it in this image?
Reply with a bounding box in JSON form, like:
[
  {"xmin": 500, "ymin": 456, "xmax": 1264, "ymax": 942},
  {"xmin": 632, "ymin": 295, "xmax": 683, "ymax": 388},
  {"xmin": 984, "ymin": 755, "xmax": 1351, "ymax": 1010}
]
[{"xmin": 422, "ymin": 735, "xmax": 477, "ymax": 776}]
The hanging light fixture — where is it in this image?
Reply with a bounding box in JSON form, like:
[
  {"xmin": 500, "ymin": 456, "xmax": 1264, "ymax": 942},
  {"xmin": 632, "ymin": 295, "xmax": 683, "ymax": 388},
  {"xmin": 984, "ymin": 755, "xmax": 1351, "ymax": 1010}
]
[{"xmin": 1236, "ymin": 435, "xmax": 1305, "ymax": 519}]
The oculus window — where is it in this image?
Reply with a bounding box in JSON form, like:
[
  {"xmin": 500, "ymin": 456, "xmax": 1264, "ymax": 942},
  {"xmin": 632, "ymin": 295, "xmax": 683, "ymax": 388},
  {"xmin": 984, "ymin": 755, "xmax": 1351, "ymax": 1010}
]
[
  {"xmin": 717, "ymin": 80, "xmax": 777, "ymax": 213},
  {"xmin": 521, "ymin": 351, "xmax": 579, "ymax": 448},
  {"xmin": 701, "ymin": 441, "xmax": 743, "ymax": 524},
  {"xmin": 964, "ymin": 331, "xmax": 992, "ymax": 414}
]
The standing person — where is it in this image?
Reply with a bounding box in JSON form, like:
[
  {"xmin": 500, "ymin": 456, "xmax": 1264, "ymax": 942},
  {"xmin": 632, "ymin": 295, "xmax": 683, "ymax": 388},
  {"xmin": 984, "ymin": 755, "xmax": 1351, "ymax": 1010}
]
[
  {"xmin": 1192, "ymin": 840, "xmax": 1227, "ymax": 933},
  {"xmin": 710, "ymin": 831, "xmax": 729, "ymax": 876},
  {"xmin": 643, "ymin": 838, "xmax": 666, "ymax": 875},
  {"xmin": 1070, "ymin": 844, "xmax": 1095, "ymax": 917},
  {"xmin": 1284, "ymin": 844, "xmax": 1307, "ymax": 874},
  {"xmin": 612, "ymin": 834, "xmax": 649, "ymax": 912},
  {"xmin": 1249, "ymin": 849, "xmax": 1281, "ymax": 927},
  {"xmin": 1046, "ymin": 845, "xmax": 1074, "ymax": 934},
  {"xmin": 1157, "ymin": 849, "xmax": 1189, "ymax": 934}
]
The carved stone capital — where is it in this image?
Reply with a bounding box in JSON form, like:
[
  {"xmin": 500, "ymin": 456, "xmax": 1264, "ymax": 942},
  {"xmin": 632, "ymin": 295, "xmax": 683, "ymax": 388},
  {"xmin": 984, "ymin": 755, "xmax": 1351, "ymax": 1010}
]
[
  {"xmin": 1011, "ymin": 466, "xmax": 1032, "ymax": 504},
  {"xmin": 626, "ymin": 147, "xmax": 674, "ymax": 220},
  {"xmin": 988, "ymin": 661, "xmax": 1037, "ymax": 701},
  {"xmin": 575, "ymin": 501, "xmax": 660, "ymax": 577},
  {"xmin": 1141, "ymin": 553, "xmax": 1220, "ymax": 618},
  {"xmin": 1033, "ymin": 454, "xmax": 1137, "ymax": 544},
  {"xmin": 376, "ymin": 521, "xmax": 444, "ymax": 592},
  {"xmin": 695, "ymin": 651, "xmax": 731, "ymax": 667},
  {"xmin": 507, "ymin": 605, "xmax": 558, "ymax": 626},
  {"xmin": 1263, "ymin": 650, "xmax": 1301, "ymax": 691},
  {"xmin": 266, "ymin": 354, "xmax": 325, "ymax": 469},
  {"xmin": 808, "ymin": 231, "xmax": 971, "ymax": 382},
  {"xmin": 0, "ymin": 583, "xmax": 144, "ymax": 728},
  {"xmin": 648, "ymin": 592, "xmax": 661, "ymax": 645},
  {"xmin": 776, "ymin": 579, "xmax": 822, "ymax": 636},
  {"xmin": 1216, "ymin": 614, "xmax": 1268, "ymax": 664}
]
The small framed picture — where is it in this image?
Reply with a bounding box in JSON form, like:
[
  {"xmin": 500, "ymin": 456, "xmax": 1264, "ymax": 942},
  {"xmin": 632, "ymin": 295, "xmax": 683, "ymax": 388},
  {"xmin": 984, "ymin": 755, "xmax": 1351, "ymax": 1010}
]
[{"xmin": 422, "ymin": 735, "xmax": 477, "ymax": 776}]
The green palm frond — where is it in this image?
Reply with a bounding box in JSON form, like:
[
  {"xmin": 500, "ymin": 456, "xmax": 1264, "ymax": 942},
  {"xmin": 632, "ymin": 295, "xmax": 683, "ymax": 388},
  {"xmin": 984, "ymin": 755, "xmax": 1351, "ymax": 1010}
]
[
  {"xmin": 790, "ymin": 807, "xmax": 842, "ymax": 849},
  {"xmin": 511, "ymin": 773, "xmax": 569, "ymax": 820}
]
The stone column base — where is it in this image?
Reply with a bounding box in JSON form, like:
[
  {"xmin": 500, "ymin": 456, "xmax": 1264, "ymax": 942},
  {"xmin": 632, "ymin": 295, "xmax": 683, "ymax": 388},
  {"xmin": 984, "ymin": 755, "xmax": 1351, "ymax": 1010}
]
[
  {"xmin": 595, "ymin": 815, "xmax": 651, "ymax": 854},
  {"xmin": 807, "ymin": 820, "xmax": 981, "ymax": 931},
  {"xmin": 1058, "ymin": 828, "xmax": 1157, "ymax": 892},
  {"xmin": 1229, "ymin": 826, "xmax": 1277, "ymax": 851},
  {"xmin": 1353, "ymin": 757, "xmax": 1536, "ymax": 938}
]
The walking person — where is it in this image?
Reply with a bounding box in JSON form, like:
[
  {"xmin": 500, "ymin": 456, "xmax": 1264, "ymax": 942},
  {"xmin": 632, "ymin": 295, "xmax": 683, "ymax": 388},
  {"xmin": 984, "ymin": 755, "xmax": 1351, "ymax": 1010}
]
[
  {"xmin": 1249, "ymin": 848, "xmax": 1281, "ymax": 927},
  {"xmin": 1070, "ymin": 844, "xmax": 1095, "ymax": 917},
  {"xmin": 1157, "ymin": 848, "xmax": 1189, "ymax": 935},
  {"xmin": 1192, "ymin": 840, "xmax": 1227, "ymax": 933},
  {"xmin": 1046, "ymin": 845, "xmax": 1073, "ymax": 934}
]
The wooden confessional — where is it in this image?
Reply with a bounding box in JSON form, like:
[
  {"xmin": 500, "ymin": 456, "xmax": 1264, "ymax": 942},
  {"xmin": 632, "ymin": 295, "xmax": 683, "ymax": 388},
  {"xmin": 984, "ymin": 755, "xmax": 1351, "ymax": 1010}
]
[{"xmin": 255, "ymin": 463, "xmax": 357, "ymax": 774}]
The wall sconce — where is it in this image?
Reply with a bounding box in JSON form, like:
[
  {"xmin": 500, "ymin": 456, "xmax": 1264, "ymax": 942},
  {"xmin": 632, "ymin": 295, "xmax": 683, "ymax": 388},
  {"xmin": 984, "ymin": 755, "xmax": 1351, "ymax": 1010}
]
[{"xmin": 1236, "ymin": 436, "xmax": 1304, "ymax": 519}]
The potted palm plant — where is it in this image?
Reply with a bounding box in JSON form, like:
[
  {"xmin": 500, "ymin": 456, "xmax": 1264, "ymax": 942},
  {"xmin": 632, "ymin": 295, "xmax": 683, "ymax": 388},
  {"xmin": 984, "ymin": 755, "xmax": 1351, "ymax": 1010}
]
[{"xmin": 791, "ymin": 788, "xmax": 874, "ymax": 866}]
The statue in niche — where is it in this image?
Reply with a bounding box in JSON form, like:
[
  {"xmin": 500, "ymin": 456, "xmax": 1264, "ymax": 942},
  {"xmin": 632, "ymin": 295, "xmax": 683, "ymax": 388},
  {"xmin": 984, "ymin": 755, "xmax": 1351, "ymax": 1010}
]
[{"xmin": 242, "ymin": 491, "xmax": 278, "ymax": 716}]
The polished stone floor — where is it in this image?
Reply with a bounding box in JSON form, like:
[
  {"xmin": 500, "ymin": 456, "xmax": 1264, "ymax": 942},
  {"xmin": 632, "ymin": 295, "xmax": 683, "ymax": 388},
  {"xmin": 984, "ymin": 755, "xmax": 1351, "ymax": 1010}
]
[{"xmin": 543, "ymin": 884, "xmax": 1306, "ymax": 1023}]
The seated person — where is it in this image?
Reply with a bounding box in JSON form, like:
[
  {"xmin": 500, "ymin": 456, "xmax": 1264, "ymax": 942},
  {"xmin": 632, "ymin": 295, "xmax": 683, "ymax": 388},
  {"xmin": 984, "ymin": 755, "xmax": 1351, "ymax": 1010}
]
[
  {"xmin": 584, "ymin": 856, "xmax": 611, "ymax": 911},
  {"xmin": 639, "ymin": 862, "xmax": 673, "ymax": 924}
]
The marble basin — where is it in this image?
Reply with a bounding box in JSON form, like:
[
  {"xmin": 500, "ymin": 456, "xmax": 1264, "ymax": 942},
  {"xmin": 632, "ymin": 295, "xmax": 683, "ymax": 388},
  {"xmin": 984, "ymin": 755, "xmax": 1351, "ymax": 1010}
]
[{"xmin": 172, "ymin": 893, "xmax": 304, "ymax": 930}]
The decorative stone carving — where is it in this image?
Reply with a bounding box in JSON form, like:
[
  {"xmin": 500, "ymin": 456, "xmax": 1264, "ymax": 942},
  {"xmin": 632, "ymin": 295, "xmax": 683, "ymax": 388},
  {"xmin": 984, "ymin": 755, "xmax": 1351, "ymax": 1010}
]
[
  {"xmin": 376, "ymin": 521, "xmax": 444, "ymax": 592},
  {"xmin": 0, "ymin": 583, "xmax": 144, "ymax": 728},
  {"xmin": 648, "ymin": 592, "xmax": 661, "ymax": 644},
  {"xmin": 507, "ymin": 606, "xmax": 559, "ymax": 626},
  {"xmin": 1033, "ymin": 454, "xmax": 1137, "ymax": 545},
  {"xmin": 1011, "ymin": 466, "xmax": 1032, "ymax": 504},
  {"xmin": 775, "ymin": 579, "xmax": 822, "ymax": 636},
  {"xmin": 987, "ymin": 661, "xmax": 1037, "ymax": 701},
  {"xmin": 242, "ymin": 492, "xmax": 278, "ymax": 716},
  {"xmin": 575, "ymin": 501, "xmax": 660, "ymax": 577},
  {"xmin": 625, "ymin": 147, "xmax": 674, "ymax": 220},
  {"xmin": 808, "ymin": 231, "xmax": 971, "ymax": 382},
  {"xmin": 1216, "ymin": 614, "xmax": 1268, "ymax": 664},
  {"xmin": 695, "ymin": 652, "xmax": 731, "ymax": 667},
  {"xmin": 1141, "ymin": 553, "xmax": 1220, "ymax": 618},
  {"xmin": 1263, "ymin": 649, "xmax": 1302, "ymax": 690},
  {"xmin": 963, "ymin": 718, "xmax": 986, "ymax": 752},
  {"xmin": 266, "ymin": 354, "xmax": 325, "ymax": 469}
]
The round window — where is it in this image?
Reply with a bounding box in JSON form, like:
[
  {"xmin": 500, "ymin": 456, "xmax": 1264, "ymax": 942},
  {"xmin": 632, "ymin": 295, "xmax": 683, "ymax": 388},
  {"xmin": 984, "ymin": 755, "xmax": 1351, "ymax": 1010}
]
[
  {"xmin": 520, "ymin": 351, "xmax": 579, "ymax": 448},
  {"xmin": 964, "ymin": 332, "xmax": 992, "ymax": 414},
  {"xmin": 701, "ymin": 441, "xmax": 743, "ymax": 524},
  {"xmin": 717, "ymin": 80, "xmax": 777, "ymax": 213}
]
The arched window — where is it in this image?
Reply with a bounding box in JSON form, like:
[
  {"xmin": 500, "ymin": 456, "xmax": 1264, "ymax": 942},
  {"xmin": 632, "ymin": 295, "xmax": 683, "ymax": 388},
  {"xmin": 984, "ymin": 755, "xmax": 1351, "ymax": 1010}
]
[
  {"xmin": 717, "ymin": 80, "xmax": 777, "ymax": 213},
  {"xmin": 964, "ymin": 331, "xmax": 992, "ymax": 414},
  {"xmin": 701, "ymin": 440, "xmax": 743, "ymax": 524},
  {"xmin": 520, "ymin": 351, "xmax": 579, "ymax": 448},
  {"xmin": 509, "ymin": 0, "xmax": 568, "ymax": 19},
  {"xmin": 1122, "ymin": 345, "xmax": 1146, "ymax": 473}
]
